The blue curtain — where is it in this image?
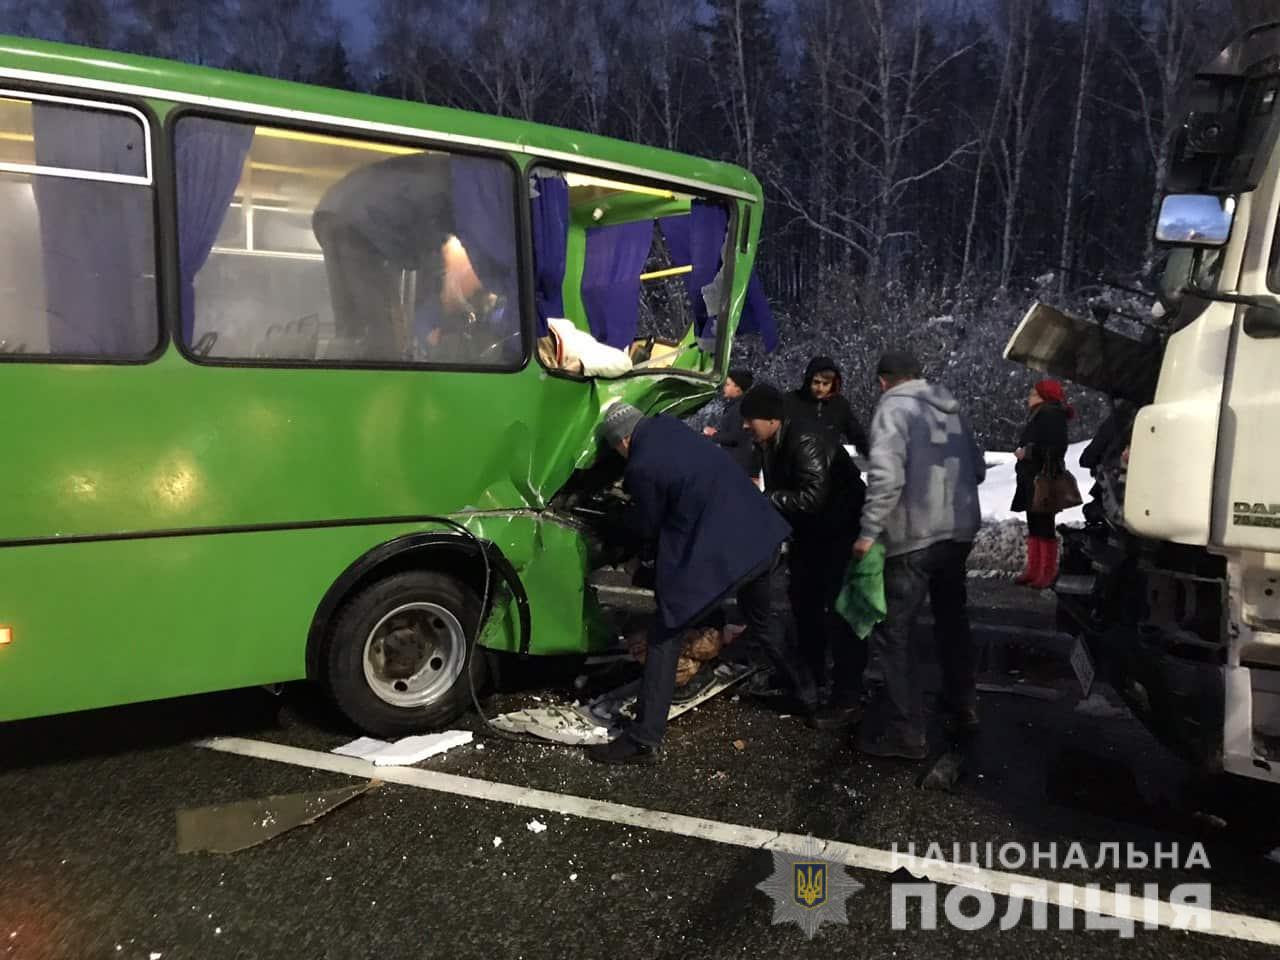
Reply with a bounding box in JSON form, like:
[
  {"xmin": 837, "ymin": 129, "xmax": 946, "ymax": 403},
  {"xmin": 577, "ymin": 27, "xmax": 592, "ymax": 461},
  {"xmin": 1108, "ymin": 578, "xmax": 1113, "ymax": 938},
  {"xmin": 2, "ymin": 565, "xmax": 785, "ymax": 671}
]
[
  {"xmin": 659, "ymin": 202, "xmax": 727, "ymax": 340},
  {"xmin": 741, "ymin": 274, "xmax": 779, "ymax": 352},
  {"xmin": 174, "ymin": 119, "xmax": 254, "ymax": 342},
  {"xmin": 529, "ymin": 172, "xmax": 569, "ymax": 335},
  {"xmin": 449, "ymin": 155, "xmax": 518, "ymax": 306},
  {"xmin": 660, "ymin": 204, "xmax": 777, "ymax": 353},
  {"xmin": 581, "ymin": 220, "xmax": 653, "ymax": 349},
  {"xmin": 32, "ymin": 104, "xmax": 155, "ymax": 355},
  {"xmin": 447, "ymin": 156, "xmax": 521, "ymax": 357}
]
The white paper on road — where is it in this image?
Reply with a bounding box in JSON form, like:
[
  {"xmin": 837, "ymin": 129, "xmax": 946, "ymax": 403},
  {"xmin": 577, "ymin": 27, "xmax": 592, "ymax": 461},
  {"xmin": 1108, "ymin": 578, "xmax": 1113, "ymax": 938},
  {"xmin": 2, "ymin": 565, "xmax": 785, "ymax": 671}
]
[{"xmin": 331, "ymin": 730, "xmax": 473, "ymax": 765}]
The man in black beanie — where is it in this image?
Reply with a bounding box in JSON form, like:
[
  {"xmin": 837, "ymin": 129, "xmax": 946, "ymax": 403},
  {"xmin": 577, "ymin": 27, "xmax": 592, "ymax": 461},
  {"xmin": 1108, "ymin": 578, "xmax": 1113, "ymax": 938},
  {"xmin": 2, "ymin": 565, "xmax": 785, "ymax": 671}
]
[
  {"xmin": 742, "ymin": 383, "xmax": 867, "ymax": 728},
  {"xmin": 703, "ymin": 368, "xmax": 758, "ymax": 476}
]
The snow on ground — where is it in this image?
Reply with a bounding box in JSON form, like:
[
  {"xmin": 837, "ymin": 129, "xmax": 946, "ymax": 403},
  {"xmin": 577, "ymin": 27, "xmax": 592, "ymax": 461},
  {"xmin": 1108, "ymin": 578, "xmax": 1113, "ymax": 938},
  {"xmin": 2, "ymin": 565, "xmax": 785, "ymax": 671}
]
[
  {"xmin": 845, "ymin": 441, "xmax": 1093, "ymax": 575},
  {"xmin": 844, "ymin": 441, "xmax": 1091, "ymax": 525},
  {"xmin": 978, "ymin": 441, "xmax": 1090, "ymax": 526}
]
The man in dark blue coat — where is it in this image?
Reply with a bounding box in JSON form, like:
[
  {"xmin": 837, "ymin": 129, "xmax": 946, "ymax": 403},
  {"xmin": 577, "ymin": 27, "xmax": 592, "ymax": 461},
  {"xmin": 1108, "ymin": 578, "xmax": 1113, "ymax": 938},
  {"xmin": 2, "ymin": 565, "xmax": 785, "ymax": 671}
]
[{"xmin": 587, "ymin": 403, "xmax": 818, "ymax": 764}]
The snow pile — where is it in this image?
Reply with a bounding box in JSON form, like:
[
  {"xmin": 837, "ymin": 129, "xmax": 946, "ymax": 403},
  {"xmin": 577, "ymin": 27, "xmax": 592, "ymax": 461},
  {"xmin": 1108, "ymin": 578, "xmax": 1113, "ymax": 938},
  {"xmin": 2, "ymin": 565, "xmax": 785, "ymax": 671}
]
[
  {"xmin": 968, "ymin": 519, "xmax": 1031, "ymax": 574},
  {"xmin": 978, "ymin": 441, "xmax": 1090, "ymax": 526},
  {"xmin": 844, "ymin": 441, "xmax": 1091, "ymax": 528}
]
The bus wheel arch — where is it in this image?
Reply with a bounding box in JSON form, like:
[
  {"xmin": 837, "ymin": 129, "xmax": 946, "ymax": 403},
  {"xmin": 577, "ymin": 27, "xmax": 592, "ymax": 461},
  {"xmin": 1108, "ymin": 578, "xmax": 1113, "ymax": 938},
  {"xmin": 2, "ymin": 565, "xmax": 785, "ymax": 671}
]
[{"xmin": 307, "ymin": 534, "xmax": 522, "ymax": 735}]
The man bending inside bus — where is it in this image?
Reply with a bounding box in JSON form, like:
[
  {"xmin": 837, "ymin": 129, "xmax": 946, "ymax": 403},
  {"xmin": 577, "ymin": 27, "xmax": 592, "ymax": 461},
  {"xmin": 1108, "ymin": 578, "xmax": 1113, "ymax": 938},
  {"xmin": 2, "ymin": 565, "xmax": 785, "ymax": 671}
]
[
  {"xmin": 587, "ymin": 403, "xmax": 818, "ymax": 764},
  {"xmin": 312, "ymin": 151, "xmax": 486, "ymax": 360}
]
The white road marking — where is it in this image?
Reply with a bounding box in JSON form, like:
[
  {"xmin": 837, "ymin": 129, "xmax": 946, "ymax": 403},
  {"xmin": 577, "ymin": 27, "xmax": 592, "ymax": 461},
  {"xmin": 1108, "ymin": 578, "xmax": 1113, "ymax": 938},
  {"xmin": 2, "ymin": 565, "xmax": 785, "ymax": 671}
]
[{"xmin": 198, "ymin": 736, "xmax": 1280, "ymax": 946}]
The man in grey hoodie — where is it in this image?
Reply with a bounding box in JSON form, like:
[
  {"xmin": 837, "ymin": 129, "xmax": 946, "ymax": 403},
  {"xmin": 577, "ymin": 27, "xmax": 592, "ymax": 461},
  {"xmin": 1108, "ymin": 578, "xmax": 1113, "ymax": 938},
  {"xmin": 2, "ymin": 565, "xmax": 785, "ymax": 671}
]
[{"xmin": 853, "ymin": 351, "xmax": 986, "ymax": 760}]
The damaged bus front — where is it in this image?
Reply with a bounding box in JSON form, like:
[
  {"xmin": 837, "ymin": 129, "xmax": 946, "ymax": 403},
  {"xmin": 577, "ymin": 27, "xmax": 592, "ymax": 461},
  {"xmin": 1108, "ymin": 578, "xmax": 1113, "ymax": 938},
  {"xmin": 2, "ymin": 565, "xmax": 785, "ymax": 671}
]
[
  {"xmin": 0, "ymin": 36, "xmax": 770, "ymax": 737},
  {"xmin": 1005, "ymin": 20, "xmax": 1280, "ymax": 782}
]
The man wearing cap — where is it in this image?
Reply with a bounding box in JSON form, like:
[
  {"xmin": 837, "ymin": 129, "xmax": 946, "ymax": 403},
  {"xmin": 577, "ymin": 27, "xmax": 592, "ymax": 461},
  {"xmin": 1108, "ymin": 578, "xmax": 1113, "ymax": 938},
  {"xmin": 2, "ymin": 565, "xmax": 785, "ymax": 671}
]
[
  {"xmin": 587, "ymin": 403, "xmax": 818, "ymax": 764},
  {"xmin": 703, "ymin": 368, "xmax": 758, "ymax": 476},
  {"xmin": 741, "ymin": 383, "xmax": 867, "ymax": 728},
  {"xmin": 853, "ymin": 352, "xmax": 985, "ymax": 760}
]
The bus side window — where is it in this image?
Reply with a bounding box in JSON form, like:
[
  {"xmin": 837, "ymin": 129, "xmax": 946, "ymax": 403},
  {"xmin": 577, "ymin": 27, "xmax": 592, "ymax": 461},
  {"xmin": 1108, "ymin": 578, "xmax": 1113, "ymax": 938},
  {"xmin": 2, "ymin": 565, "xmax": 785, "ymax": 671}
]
[
  {"xmin": 173, "ymin": 117, "xmax": 524, "ymax": 369},
  {"xmin": 0, "ymin": 94, "xmax": 158, "ymax": 360},
  {"xmin": 529, "ymin": 166, "xmax": 729, "ymax": 374}
]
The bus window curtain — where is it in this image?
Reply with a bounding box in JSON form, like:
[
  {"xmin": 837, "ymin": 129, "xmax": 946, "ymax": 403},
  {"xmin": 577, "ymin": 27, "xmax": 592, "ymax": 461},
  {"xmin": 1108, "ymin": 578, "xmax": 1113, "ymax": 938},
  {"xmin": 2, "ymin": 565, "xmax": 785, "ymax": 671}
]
[
  {"xmin": 658, "ymin": 202, "xmax": 726, "ymax": 340},
  {"xmin": 581, "ymin": 220, "xmax": 652, "ymax": 349},
  {"xmin": 529, "ymin": 171, "xmax": 569, "ymax": 335},
  {"xmin": 32, "ymin": 105, "xmax": 154, "ymax": 355},
  {"xmin": 660, "ymin": 205, "xmax": 777, "ymax": 353},
  {"xmin": 174, "ymin": 119, "xmax": 254, "ymax": 344},
  {"xmin": 448, "ymin": 155, "xmax": 518, "ymax": 310},
  {"xmin": 742, "ymin": 274, "xmax": 778, "ymax": 352}
]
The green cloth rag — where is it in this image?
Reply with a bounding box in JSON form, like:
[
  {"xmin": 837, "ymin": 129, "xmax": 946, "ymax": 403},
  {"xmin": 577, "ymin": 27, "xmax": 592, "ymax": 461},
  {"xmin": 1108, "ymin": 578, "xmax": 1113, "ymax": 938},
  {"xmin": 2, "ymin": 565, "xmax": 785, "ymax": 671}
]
[{"xmin": 835, "ymin": 543, "xmax": 887, "ymax": 640}]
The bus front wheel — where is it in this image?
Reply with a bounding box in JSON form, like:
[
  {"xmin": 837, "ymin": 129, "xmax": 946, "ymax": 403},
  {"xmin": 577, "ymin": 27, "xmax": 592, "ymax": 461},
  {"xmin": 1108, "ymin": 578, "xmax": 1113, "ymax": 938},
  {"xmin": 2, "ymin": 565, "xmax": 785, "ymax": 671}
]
[{"xmin": 326, "ymin": 570, "xmax": 488, "ymax": 737}]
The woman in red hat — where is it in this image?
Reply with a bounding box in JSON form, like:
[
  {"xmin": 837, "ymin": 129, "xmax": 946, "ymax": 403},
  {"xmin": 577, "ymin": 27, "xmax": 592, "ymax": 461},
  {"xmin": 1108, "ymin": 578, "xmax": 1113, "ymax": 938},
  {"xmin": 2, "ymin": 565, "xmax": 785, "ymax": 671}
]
[{"xmin": 1011, "ymin": 379, "xmax": 1074, "ymax": 588}]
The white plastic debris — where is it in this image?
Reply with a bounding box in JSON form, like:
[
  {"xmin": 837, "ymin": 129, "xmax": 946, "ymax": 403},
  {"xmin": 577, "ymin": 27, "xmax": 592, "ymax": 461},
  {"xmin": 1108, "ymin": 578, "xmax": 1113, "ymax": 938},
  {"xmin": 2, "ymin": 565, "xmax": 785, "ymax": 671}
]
[
  {"xmin": 527, "ymin": 819, "xmax": 548, "ymax": 834},
  {"xmin": 569, "ymin": 873, "xmax": 578, "ymax": 881},
  {"xmin": 491, "ymin": 706, "xmax": 610, "ymax": 745},
  {"xmin": 332, "ymin": 731, "xmax": 473, "ymax": 765},
  {"xmin": 1073, "ymin": 692, "xmax": 1134, "ymax": 720},
  {"xmin": 150, "ymin": 954, "xmax": 163, "ymax": 960},
  {"xmin": 493, "ymin": 836, "xmax": 503, "ymax": 848}
]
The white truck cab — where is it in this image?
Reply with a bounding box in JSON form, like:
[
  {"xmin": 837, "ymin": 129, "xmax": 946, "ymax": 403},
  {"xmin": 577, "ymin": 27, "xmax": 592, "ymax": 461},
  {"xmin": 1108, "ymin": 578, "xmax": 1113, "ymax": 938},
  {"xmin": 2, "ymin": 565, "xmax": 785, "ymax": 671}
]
[{"xmin": 1007, "ymin": 20, "xmax": 1280, "ymax": 784}]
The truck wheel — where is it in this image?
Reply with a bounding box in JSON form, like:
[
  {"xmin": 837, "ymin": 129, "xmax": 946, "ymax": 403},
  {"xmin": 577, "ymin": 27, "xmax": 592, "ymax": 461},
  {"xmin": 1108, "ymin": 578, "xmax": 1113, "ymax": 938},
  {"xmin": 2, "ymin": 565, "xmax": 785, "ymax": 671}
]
[{"xmin": 326, "ymin": 570, "xmax": 487, "ymax": 737}]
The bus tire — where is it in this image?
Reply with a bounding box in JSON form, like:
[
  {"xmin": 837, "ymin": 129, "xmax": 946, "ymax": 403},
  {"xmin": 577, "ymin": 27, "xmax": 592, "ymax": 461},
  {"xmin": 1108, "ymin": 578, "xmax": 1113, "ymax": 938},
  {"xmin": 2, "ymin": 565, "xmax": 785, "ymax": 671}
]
[{"xmin": 325, "ymin": 570, "xmax": 487, "ymax": 737}]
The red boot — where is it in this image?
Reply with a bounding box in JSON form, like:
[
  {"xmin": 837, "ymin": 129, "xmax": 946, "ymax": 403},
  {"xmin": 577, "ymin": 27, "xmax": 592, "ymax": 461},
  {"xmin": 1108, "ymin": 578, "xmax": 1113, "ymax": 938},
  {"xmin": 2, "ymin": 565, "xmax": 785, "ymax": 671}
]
[
  {"xmin": 1015, "ymin": 537, "xmax": 1042, "ymax": 586},
  {"xmin": 1029, "ymin": 538, "xmax": 1059, "ymax": 590}
]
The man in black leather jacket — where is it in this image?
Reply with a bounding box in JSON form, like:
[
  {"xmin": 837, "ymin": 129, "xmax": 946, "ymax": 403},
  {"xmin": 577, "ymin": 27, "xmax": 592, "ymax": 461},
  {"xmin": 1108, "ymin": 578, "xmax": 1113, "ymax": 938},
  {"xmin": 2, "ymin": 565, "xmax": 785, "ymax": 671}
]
[{"xmin": 742, "ymin": 383, "xmax": 868, "ymax": 728}]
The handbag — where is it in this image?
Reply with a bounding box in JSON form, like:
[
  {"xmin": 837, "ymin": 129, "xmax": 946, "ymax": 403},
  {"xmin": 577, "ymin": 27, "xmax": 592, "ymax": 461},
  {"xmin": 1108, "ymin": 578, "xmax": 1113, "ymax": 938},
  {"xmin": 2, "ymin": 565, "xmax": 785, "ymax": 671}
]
[{"xmin": 1031, "ymin": 463, "xmax": 1083, "ymax": 514}]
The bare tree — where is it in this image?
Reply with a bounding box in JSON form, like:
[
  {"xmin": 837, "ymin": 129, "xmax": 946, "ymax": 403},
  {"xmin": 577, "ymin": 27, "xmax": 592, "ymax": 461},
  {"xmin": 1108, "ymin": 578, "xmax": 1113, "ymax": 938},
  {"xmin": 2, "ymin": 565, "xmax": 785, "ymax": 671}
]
[
  {"xmin": 372, "ymin": 0, "xmax": 442, "ymax": 103},
  {"xmin": 0, "ymin": 0, "xmax": 63, "ymax": 39},
  {"xmin": 453, "ymin": 0, "xmax": 568, "ymax": 122},
  {"xmin": 705, "ymin": 0, "xmax": 773, "ymax": 168},
  {"xmin": 1057, "ymin": 0, "xmax": 1100, "ymax": 297},
  {"xmin": 795, "ymin": 0, "xmax": 849, "ymax": 272},
  {"xmin": 993, "ymin": 0, "xmax": 1053, "ymax": 294},
  {"xmin": 645, "ymin": 0, "xmax": 699, "ymax": 151},
  {"xmin": 60, "ymin": 0, "xmax": 118, "ymax": 47},
  {"xmin": 229, "ymin": 0, "xmax": 337, "ymax": 82},
  {"xmin": 1113, "ymin": 0, "xmax": 1226, "ymax": 269},
  {"xmin": 775, "ymin": 0, "xmax": 977, "ymax": 281},
  {"xmin": 124, "ymin": 0, "xmax": 231, "ymax": 64},
  {"xmin": 959, "ymin": 16, "xmax": 1014, "ymax": 294}
]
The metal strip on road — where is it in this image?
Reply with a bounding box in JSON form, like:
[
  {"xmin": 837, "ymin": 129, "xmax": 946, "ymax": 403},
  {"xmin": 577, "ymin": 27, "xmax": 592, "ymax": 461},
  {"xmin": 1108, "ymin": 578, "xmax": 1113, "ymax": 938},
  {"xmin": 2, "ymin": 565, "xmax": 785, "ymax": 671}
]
[{"xmin": 198, "ymin": 736, "xmax": 1280, "ymax": 947}]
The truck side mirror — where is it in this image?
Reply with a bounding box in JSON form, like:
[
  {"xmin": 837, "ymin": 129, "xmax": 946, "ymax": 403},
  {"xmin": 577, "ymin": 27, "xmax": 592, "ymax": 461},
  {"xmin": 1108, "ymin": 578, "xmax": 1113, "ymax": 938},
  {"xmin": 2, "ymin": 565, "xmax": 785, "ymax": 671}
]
[{"xmin": 1155, "ymin": 194, "xmax": 1235, "ymax": 247}]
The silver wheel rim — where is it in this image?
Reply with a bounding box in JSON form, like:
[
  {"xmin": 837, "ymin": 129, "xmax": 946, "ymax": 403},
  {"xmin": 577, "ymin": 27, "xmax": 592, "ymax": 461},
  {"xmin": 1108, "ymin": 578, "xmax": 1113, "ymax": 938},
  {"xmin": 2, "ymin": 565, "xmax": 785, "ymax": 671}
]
[{"xmin": 362, "ymin": 602, "xmax": 468, "ymax": 708}]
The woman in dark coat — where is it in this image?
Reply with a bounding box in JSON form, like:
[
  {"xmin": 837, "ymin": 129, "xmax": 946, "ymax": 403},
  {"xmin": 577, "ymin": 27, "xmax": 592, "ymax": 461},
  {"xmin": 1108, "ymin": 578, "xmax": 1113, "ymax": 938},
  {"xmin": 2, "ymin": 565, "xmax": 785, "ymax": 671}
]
[{"xmin": 1012, "ymin": 379, "xmax": 1073, "ymax": 588}]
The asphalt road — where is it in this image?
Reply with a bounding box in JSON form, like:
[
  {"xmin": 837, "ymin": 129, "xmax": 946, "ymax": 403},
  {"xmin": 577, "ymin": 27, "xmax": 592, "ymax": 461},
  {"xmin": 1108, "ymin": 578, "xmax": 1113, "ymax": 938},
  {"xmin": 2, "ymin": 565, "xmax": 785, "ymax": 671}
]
[{"xmin": 4, "ymin": 584, "xmax": 1280, "ymax": 960}]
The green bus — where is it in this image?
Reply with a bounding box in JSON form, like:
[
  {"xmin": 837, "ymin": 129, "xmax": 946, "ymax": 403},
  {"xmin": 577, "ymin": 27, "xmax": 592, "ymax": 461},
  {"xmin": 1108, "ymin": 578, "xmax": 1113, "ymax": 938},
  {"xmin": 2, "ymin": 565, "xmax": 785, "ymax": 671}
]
[{"xmin": 0, "ymin": 36, "xmax": 769, "ymax": 736}]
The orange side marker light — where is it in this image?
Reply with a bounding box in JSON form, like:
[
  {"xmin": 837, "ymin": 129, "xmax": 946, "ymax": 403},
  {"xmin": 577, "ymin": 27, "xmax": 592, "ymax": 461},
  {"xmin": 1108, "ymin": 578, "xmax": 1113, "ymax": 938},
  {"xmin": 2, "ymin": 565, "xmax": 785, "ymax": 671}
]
[{"xmin": 0, "ymin": 626, "xmax": 12, "ymax": 645}]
